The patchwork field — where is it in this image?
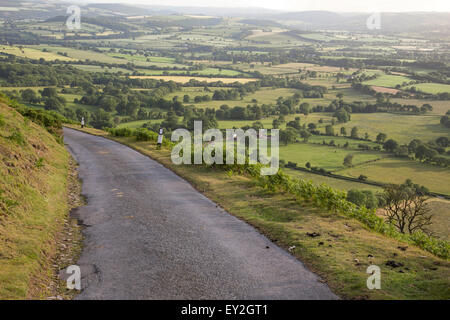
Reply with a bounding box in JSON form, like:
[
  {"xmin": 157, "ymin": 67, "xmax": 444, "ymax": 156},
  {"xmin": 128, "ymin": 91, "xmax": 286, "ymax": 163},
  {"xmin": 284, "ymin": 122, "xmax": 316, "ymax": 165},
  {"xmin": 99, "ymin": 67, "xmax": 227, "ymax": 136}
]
[
  {"xmin": 70, "ymin": 64, "xmax": 132, "ymax": 74},
  {"xmin": 106, "ymin": 52, "xmax": 186, "ymax": 68},
  {"xmin": 307, "ymin": 135, "xmax": 380, "ymax": 149},
  {"xmin": 128, "ymin": 75, "xmax": 257, "ymax": 83},
  {"xmin": 135, "ymin": 67, "xmax": 245, "ymax": 76},
  {"xmin": 1, "ymin": 3, "xmax": 449, "ymax": 301},
  {"xmin": 0, "ymin": 46, "xmax": 75, "ymax": 61},
  {"xmin": 33, "ymin": 45, "xmax": 125, "ymax": 64}
]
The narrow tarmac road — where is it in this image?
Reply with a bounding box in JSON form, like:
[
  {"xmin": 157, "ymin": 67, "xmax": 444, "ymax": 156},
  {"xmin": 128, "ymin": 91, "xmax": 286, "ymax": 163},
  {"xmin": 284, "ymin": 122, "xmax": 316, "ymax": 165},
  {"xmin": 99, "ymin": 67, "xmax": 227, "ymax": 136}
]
[{"xmin": 63, "ymin": 127, "xmax": 338, "ymax": 300}]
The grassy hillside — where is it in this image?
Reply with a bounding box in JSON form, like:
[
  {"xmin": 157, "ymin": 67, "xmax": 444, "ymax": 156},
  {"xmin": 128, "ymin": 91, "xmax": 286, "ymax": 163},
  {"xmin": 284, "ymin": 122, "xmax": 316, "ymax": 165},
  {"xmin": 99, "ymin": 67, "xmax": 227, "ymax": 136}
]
[{"xmin": 0, "ymin": 102, "xmax": 71, "ymax": 299}]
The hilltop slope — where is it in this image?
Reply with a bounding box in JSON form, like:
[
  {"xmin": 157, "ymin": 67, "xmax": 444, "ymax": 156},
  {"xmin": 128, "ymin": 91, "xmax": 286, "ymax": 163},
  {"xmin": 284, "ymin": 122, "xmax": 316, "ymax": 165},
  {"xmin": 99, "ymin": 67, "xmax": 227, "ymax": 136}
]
[{"xmin": 0, "ymin": 101, "xmax": 71, "ymax": 299}]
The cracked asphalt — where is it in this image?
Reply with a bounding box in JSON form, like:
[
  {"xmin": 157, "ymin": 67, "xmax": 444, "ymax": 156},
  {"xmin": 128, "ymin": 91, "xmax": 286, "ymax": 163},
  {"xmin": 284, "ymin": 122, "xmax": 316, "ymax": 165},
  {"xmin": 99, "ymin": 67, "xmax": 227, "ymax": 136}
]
[{"xmin": 63, "ymin": 127, "xmax": 338, "ymax": 300}]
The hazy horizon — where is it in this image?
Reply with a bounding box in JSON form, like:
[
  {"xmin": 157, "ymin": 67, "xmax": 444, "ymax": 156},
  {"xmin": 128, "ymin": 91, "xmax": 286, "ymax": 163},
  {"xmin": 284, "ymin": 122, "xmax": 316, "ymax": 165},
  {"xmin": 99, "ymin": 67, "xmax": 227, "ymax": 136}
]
[{"xmin": 71, "ymin": 0, "xmax": 450, "ymax": 13}]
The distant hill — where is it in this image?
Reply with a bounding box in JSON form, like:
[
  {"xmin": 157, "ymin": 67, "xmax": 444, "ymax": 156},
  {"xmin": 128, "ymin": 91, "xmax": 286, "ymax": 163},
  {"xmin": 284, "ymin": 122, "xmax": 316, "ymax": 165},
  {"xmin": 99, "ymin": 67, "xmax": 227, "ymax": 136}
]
[
  {"xmin": 0, "ymin": 1, "xmax": 448, "ymax": 35},
  {"xmin": 85, "ymin": 3, "xmax": 154, "ymax": 16},
  {"xmin": 45, "ymin": 15, "xmax": 134, "ymax": 32},
  {"xmin": 271, "ymin": 11, "xmax": 450, "ymax": 33}
]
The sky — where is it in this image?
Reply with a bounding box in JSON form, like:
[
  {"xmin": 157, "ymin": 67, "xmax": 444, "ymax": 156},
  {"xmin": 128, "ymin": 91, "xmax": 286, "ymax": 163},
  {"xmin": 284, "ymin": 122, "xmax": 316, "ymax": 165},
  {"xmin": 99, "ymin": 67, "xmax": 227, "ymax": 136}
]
[{"xmin": 73, "ymin": 0, "xmax": 450, "ymax": 12}]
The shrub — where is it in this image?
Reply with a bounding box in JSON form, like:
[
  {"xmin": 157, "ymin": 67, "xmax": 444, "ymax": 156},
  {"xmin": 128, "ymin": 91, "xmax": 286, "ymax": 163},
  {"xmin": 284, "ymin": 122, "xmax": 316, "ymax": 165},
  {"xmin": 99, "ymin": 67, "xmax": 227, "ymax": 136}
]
[
  {"xmin": 361, "ymin": 190, "xmax": 378, "ymax": 209},
  {"xmin": 135, "ymin": 128, "xmax": 157, "ymax": 142},
  {"xmin": 346, "ymin": 189, "xmax": 366, "ymax": 207},
  {"xmin": 286, "ymin": 161, "xmax": 297, "ymax": 168},
  {"xmin": 109, "ymin": 127, "xmax": 134, "ymax": 137},
  {"xmin": 358, "ymin": 175, "xmax": 368, "ymax": 181},
  {"xmin": 358, "ymin": 144, "xmax": 371, "ymax": 150},
  {"xmin": 346, "ymin": 189, "xmax": 377, "ymax": 209},
  {"xmin": 343, "ymin": 154, "xmax": 354, "ymax": 167}
]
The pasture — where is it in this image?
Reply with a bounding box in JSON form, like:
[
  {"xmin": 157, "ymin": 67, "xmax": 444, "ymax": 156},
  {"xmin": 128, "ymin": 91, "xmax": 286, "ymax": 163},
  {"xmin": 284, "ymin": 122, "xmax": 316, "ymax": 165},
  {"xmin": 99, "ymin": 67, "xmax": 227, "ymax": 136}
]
[
  {"xmin": 236, "ymin": 62, "xmax": 298, "ymax": 75},
  {"xmin": 277, "ymin": 62, "xmax": 355, "ymax": 73},
  {"xmin": 284, "ymin": 168, "xmax": 382, "ymax": 193},
  {"xmin": 405, "ymin": 83, "xmax": 450, "ymax": 94},
  {"xmin": 363, "ymin": 74, "xmax": 413, "ymax": 88},
  {"xmin": 106, "ymin": 52, "xmax": 186, "ymax": 68},
  {"xmin": 128, "ymin": 75, "xmax": 257, "ymax": 84},
  {"xmin": 307, "ymin": 135, "xmax": 380, "ymax": 149},
  {"xmin": 337, "ymin": 113, "xmax": 448, "ymax": 144},
  {"xmin": 426, "ymin": 199, "xmax": 450, "ymax": 240},
  {"xmin": 217, "ymin": 113, "xmax": 334, "ymax": 129},
  {"xmin": 336, "ymin": 158, "xmax": 450, "ymax": 195},
  {"xmin": 117, "ymin": 119, "xmax": 164, "ymax": 129},
  {"xmin": 136, "ymin": 67, "xmax": 244, "ymax": 77},
  {"xmin": 168, "ymin": 87, "xmax": 305, "ymax": 109},
  {"xmin": 0, "ymin": 46, "xmax": 74, "ymax": 61},
  {"xmin": 33, "ymin": 45, "xmax": 124, "ymax": 64},
  {"xmin": 70, "ymin": 64, "xmax": 132, "ymax": 74},
  {"xmin": 278, "ymin": 143, "xmax": 385, "ymax": 172}
]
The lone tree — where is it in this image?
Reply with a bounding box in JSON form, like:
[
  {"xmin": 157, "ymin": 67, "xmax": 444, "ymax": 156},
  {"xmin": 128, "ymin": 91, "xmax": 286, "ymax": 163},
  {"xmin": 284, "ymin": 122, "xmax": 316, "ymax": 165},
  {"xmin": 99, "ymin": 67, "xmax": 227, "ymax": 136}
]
[
  {"xmin": 334, "ymin": 109, "xmax": 350, "ymax": 123},
  {"xmin": 376, "ymin": 133, "xmax": 387, "ymax": 144},
  {"xmin": 350, "ymin": 126, "xmax": 359, "ymax": 139},
  {"xmin": 325, "ymin": 125, "xmax": 334, "ymax": 136},
  {"xmin": 299, "ymin": 102, "xmax": 310, "ymax": 115},
  {"xmin": 299, "ymin": 130, "xmax": 311, "ymax": 142},
  {"xmin": 21, "ymin": 89, "xmax": 39, "ymax": 104},
  {"xmin": 383, "ymin": 139, "xmax": 398, "ymax": 153},
  {"xmin": 343, "ymin": 154, "xmax": 354, "ymax": 167},
  {"xmin": 280, "ymin": 127, "xmax": 297, "ymax": 145},
  {"xmin": 381, "ymin": 180, "xmax": 433, "ymax": 234}
]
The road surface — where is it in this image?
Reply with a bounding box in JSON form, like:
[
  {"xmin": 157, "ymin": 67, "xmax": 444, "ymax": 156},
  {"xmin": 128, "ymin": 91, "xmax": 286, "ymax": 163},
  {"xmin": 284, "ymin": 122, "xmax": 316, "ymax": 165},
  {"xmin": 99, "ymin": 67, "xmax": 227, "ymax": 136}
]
[{"xmin": 63, "ymin": 127, "xmax": 338, "ymax": 300}]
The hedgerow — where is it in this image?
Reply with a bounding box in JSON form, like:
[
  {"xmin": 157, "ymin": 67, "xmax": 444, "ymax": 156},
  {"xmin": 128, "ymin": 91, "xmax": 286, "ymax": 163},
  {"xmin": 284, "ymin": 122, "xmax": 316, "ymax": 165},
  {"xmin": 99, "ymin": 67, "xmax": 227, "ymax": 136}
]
[{"xmin": 107, "ymin": 127, "xmax": 173, "ymax": 147}]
